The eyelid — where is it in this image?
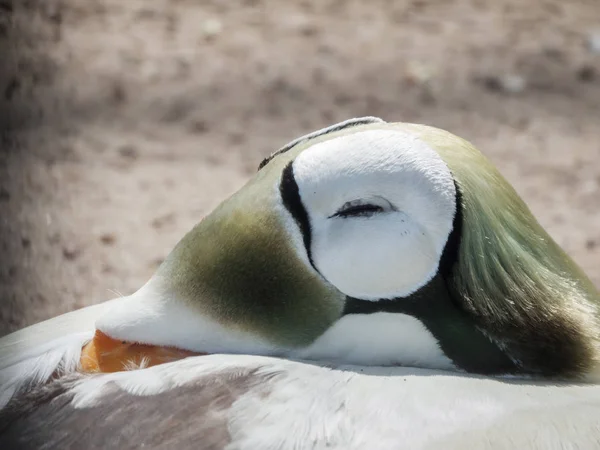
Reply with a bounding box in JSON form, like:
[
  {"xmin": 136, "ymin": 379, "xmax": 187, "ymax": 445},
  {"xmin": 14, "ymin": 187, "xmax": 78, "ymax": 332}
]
[
  {"xmin": 329, "ymin": 197, "xmax": 395, "ymax": 218},
  {"xmin": 344, "ymin": 196, "xmax": 394, "ymax": 210}
]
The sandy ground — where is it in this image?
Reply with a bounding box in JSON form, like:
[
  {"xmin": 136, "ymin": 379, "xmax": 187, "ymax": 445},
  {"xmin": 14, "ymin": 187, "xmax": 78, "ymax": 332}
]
[{"xmin": 0, "ymin": 0, "xmax": 599, "ymax": 336}]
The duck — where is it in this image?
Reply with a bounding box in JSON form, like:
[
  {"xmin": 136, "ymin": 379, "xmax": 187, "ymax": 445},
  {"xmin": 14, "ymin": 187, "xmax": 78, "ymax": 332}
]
[{"xmin": 1, "ymin": 117, "xmax": 600, "ymax": 449}]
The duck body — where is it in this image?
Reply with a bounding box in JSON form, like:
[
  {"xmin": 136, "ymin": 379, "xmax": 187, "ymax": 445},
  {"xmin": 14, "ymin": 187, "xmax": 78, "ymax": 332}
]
[
  {"xmin": 2, "ymin": 354, "xmax": 600, "ymax": 450},
  {"xmin": 1, "ymin": 117, "xmax": 600, "ymax": 449}
]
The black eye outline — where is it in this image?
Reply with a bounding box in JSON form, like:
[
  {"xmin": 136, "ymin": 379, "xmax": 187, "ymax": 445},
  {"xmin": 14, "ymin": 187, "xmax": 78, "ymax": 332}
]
[
  {"xmin": 329, "ymin": 198, "xmax": 394, "ymax": 219},
  {"xmin": 331, "ymin": 204, "xmax": 384, "ymax": 218}
]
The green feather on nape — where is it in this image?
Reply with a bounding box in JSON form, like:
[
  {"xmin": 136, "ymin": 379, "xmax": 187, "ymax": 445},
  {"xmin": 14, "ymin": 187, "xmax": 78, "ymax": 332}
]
[{"xmin": 400, "ymin": 123, "xmax": 600, "ymax": 381}]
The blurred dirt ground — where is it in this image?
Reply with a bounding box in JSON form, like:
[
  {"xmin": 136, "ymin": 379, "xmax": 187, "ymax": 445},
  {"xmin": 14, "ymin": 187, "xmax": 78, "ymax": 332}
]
[{"xmin": 0, "ymin": 0, "xmax": 599, "ymax": 335}]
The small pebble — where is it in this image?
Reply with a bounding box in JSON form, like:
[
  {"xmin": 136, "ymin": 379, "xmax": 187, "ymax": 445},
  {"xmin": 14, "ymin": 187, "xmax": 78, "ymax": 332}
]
[
  {"xmin": 100, "ymin": 233, "xmax": 116, "ymax": 246},
  {"xmin": 405, "ymin": 61, "xmax": 435, "ymax": 85},
  {"xmin": 201, "ymin": 19, "xmax": 223, "ymax": 39},
  {"xmin": 190, "ymin": 120, "xmax": 209, "ymax": 134},
  {"xmin": 110, "ymin": 82, "xmax": 127, "ymax": 104},
  {"xmin": 481, "ymin": 74, "xmax": 527, "ymax": 94},
  {"xmin": 283, "ymin": 14, "xmax": 318, "ymax": 36},
  {"xmin": 499, "ymin": 74, "xmax": 527, "ymax": 94},
  {"xmin": 577, "ymin": 65, "xmax": 596, "ymax": 82},
  {"xmin": 118, "ymin": 145, "xmax": 138, "ymax": 160},
  {"xmin": 62, "ymin": 244, "xmax": 80, "ymax": 260},
  {"xmin": 587, "ymin": 31, "xmax": 600, "ymax": 54},
  {"xmin": 151, "ymin": 213, "xmax": 175, "ymax": 230}
]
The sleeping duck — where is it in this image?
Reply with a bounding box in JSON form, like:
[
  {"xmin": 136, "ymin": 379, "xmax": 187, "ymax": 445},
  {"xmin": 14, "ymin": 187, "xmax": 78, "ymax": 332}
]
[{"xmin": 1, "ymin": 117, "xmax": 600, "ymax": 449}]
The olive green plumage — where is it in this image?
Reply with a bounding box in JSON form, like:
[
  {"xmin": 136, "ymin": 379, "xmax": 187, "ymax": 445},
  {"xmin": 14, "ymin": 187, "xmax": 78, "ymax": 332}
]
[
  {"xmin": 407, "ymin": 123, "xmax": 600, "ymax": 380},
  {"xmin": 158, "ymin": 144, "xmax": 344, "ymax": 348}
]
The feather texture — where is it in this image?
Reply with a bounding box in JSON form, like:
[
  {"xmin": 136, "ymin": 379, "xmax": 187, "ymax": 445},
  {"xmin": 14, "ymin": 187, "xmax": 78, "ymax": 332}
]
[
  {"xmin": 0, "ymin": 299, "xmax": 120, "ymax": 407},
  {"xmin": 405, "ymin": 123, "xmax": 600, "ymax": 379},
  {"xmin": 2, "ymin": 355, "xmax": 600, "ymax": 449}
]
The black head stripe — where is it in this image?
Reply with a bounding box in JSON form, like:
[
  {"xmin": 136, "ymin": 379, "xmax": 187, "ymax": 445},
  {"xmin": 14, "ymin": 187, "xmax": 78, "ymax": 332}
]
[
  {"xmin": 259, "ymin": 117, "xmax": 385, "ymax": 171},
  {"xmin": 438, "ymin": 179, "xmax": 463, "ymax": 280},
  {"xmin": 279, "ymin": 161, "xmax": 317, "ymax": 271}
]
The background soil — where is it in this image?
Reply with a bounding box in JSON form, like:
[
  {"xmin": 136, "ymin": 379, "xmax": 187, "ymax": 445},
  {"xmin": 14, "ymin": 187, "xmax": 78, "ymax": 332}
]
[{"xmin": 1, "ymin": 0, "xmax": 599, "ymax": 336}]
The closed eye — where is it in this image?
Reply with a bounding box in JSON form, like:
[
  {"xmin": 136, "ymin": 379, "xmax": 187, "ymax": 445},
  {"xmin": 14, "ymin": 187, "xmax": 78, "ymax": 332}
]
[{"xmin": 330, "ymin": 198, "xmax": 394, "ymax": 219}]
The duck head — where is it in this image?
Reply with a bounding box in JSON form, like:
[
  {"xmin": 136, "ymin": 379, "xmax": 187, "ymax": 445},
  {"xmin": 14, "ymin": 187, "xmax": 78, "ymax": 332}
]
[{"xmin": 85, "ymin": 118, "xmax": 600, "ymax": 381}]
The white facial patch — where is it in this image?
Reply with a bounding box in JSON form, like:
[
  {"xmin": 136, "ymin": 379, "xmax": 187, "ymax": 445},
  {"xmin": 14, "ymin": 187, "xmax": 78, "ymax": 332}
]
[
  {"xmin": 293, "ymin": 312, "xmax": 455, "ymax": 369},
  {"xmin": 292, "ymin": 129, "xmax": 456, "ymax": 300},
  {"xmin": 96, "ymin": 279, "xmax": 283, "ymax": 357}
]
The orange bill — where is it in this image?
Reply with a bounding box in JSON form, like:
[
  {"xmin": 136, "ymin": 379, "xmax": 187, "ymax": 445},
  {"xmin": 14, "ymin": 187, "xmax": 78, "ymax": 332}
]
[{"xmin": 80, "ymin": 330, "xmax": 203, "ymax": 373}]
